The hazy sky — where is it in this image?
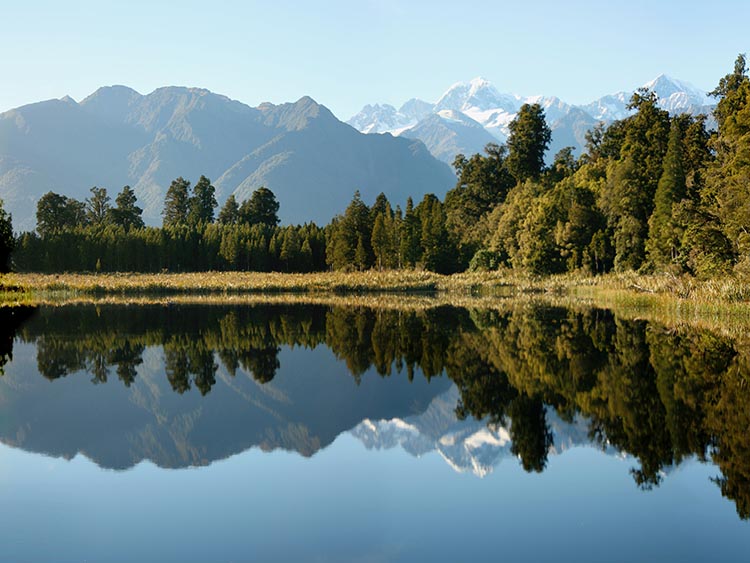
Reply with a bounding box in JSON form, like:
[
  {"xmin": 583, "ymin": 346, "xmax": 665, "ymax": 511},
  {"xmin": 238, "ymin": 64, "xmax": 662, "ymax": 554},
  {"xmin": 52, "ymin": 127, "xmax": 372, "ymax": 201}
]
[{"xmin": 1, "ymin": 0, "xmax": 748, "ymax": 120}]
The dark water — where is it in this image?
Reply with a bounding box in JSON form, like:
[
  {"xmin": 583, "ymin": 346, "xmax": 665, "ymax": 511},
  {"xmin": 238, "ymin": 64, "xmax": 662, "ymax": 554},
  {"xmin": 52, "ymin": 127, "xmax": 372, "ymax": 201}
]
[{"xmin": 0, "ymin": 302, "xmax": 748, "ymax": 562}]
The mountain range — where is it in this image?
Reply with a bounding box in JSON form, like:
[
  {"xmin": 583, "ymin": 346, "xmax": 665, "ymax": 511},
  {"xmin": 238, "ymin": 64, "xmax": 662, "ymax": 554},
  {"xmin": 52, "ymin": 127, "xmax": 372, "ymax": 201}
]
[
  {"xmin": 0, "ymin": 75, "xmax": 717, "ymax": 232},
  {"xmin": 0, "ymin": 87, "xmax": 454, "ymax": 231},
  {"xmin": 347, "ymin": 75, "xmax": 716, "ymax": 164}
]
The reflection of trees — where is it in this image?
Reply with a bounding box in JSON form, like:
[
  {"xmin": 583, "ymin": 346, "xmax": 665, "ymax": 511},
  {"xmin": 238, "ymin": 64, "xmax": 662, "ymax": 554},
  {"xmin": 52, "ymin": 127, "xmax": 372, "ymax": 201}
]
[
  {"xmin": 14, "ymin": 302, "xmax": 750, "ymax": 519},
  {"xmin": 0, "ymin": 307, "xmax": 36, "ymax": 376}
]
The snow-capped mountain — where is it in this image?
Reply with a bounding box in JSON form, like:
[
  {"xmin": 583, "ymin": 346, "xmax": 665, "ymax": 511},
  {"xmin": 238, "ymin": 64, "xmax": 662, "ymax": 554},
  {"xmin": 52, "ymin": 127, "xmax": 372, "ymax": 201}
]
[
  {"xmin": 347, "ymin": 103, "xmax": 414, "ymax": 134},
  {"xmin": 582, "ymin": 74, "xmax": 714, "ymax": 121},
  {"xmin": 434, "ymin": 77, "xmax": 521, "ymax": 115},
  {"xmin": 351, "ymin": 386, "xmax": 595, "ymax": 478},
  {"xmin": 347, "ymin": 75, "xmax": 716, "ymax": 164}
]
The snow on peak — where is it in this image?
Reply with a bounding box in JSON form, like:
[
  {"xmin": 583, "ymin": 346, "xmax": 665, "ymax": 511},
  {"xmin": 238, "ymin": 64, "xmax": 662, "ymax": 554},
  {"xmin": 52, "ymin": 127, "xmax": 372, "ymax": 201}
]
[
  {"xmin": 642, "ymin": 74, "xmax": 711, "ymax": 110},
  {"xmin": 435, "ymin": 77, "xmax": 519, "ymax": 114}
]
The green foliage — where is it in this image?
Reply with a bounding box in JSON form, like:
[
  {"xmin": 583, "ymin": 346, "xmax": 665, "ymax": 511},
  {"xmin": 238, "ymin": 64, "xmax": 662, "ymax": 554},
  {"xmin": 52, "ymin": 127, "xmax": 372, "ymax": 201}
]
[
  {"xmin": 706, "ymin": 54, "xmax": 750, "ymax": 266},
  {"xmin": 240, "ymin": 187, "xmax": 280, "ymax": 227},
  {"xmin": 218, "ymin": 194, "xmax": 240, "ymax": 225},
  {"xmin": 86, "ymin": 187, "xmax": 111, "ymax": 226},
  {"xmin": 446, "ymin": 144, "xmax": 516, "ymax": 268},
  {"xmin": 647, "ymin": 120, "xmax": 687, "ymax": 270},
  {"xmin": 506, "ymin": 103, "xmax": 552, "ymax": 183},
  {"xmin": 468, "ymin": 249, "xmax": 502, "ymax": 272},
  {"xmin": 109, "ymin": 186, "xmax": 144, "ymax": 231},
  {"xmin": 187, "ymin": 175, "xmax": 217, "ymax": 228},
  {"xmin": 0, "ymin": 199, "xmax": 14, "ymax": 272},
  {"xmin": 36, "ymin": 191, "xmax": 87, "ymax": 236},
  {"xmin": 162, "ymin": 177, "xmax": 191, "ymax": 228}
]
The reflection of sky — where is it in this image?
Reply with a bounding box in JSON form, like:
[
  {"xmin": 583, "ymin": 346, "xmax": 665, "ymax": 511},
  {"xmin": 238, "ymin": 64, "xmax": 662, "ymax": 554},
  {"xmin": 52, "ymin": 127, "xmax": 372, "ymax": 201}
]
[{"xmin": 1, "ymin": 437, "xmax": 748, "ymax": 563}]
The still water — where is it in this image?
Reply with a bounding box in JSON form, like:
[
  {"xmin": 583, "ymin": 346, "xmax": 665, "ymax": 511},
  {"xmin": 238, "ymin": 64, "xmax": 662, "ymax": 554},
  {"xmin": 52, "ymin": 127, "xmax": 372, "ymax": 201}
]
[{"xmin": 0, "ymin": 302, "xmax": 748, "ymax": 562}]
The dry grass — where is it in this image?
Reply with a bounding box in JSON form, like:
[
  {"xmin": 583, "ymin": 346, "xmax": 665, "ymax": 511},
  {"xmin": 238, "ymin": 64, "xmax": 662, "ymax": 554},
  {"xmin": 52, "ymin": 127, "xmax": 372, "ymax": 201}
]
[
  {"xmin": 5, "ymin": 270, "xmax": 528, "ymax": 297},
  {"xmin": 3, "ymin": 270, "xmax": 750, "ymax": 334}
]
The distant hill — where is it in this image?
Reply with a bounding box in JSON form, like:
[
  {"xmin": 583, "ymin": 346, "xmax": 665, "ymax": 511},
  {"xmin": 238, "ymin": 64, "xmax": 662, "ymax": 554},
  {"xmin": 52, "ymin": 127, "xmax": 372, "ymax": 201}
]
[{"xmin": 0, "ymin": 87, "xmax": 455, "ymax": 231}]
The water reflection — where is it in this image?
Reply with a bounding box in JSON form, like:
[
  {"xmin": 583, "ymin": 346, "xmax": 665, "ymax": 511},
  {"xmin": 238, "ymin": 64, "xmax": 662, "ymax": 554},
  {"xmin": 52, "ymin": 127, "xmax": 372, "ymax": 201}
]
[{"xmin": 1, "ymin": 301, "xmax": 749, "ymax": 520}]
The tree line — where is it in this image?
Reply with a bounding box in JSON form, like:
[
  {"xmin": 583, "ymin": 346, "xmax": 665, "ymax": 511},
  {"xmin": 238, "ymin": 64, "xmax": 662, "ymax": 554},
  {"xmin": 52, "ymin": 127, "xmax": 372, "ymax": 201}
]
[
  {"xmin": 2, "ymin": 54, "xmax": 749, "ymax": 276},
  {"xmin": 12, "ymin": 179, "xmax": 326, "ymax": 272}
]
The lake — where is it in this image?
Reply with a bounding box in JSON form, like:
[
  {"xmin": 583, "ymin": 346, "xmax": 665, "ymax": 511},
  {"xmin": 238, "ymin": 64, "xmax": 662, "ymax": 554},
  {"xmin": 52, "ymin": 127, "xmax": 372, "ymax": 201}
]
[{"xmin": 0, "ymin": 301, "xmax": 748, "ymax": 562}]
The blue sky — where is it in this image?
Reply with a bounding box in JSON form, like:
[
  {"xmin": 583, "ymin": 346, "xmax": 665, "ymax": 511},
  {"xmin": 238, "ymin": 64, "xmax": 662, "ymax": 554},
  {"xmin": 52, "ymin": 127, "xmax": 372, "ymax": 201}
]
[{"xmin": 1, "ymin": 0, "xmax": 748, "ymax": 119}]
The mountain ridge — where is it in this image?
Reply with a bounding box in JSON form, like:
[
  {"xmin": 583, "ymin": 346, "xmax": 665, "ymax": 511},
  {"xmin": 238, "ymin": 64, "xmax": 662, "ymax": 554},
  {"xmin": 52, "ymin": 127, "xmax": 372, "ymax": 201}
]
[{"xmin": 0, "ymin": 88, "xmax": 454, "ymax": 231}]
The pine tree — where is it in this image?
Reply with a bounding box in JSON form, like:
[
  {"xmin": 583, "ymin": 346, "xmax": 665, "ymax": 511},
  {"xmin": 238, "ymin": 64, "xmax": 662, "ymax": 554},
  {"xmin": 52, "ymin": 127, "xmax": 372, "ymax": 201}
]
[
  {"xmin": 163, "ymin": 177, "xmax": 191, "ymax": 228},
  {"xmin": 371, "ymin": 212, "xmax": 388, "ymax": 270},
  {"xmin": 218, "ymin": 194, "xmax": 240, "ymax": 225},
  {"xmin": 0, "ymin": 199, "xmax": 14, "ymax": 273},
  {"xmin": 110, "ymin": 186, "xmax": 144, "ymax": 231},
  {"xmin": 399, "ymin": 197, "xmax": 421, "ymax": 268},
  {"xmin": 86, "ymin": 187, "xmax": 111, "ymax": 226},
  {"xmin": 240, "ymin": 187, "xmax": 280, "ymax": 227},
  {"xmin": 188, "ymin": 175, "xmax": 217, "ymax": 228}
]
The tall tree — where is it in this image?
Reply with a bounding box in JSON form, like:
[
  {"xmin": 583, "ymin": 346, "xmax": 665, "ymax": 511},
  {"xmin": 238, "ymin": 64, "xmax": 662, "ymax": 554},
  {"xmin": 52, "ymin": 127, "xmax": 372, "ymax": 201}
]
[
  {"xmin": 109, "ymin": 186, "xmax": 144, "ymax": 231},
  {"xmin": 162, "ymin": 177, "xmax": 191, "ymax": 228},
  {"xmin": 647, "ymin": 120, "xmax": 687, "ymax": 270},
  {"xmin": 0, "ymin": 199, "xmax": 13, "ymax": 273},
  {"xmin": 706, "ymin": 54, "xmax": 750, "ymax": 263},
  {"xmin": 217, "ymin": 194, "xmax": 240, "ymax": 225},
  {"xmin": 506, "ymin": 103, "xmax": 552, "ymax": 184},
  {"xmin": 36, "ymin": 192, "xmax": 87, "ymax": 236},
  {"xmin": 598, "ymin": 89, "xmax": 670, "ymax": 271},
  {"xmin": 86, "ymin": 187, "xmax": 111, "ymax": 226},
  {"xmin": 399, "ymin": 197, "xmax": 421, "ymax": 268},
  {"xmin": 188, "ymin": 175, "xmax": 217, "ymax": 227},
  {"xmin": 240, "ymin": 187, "xmax": 280, "ymax": 227}
]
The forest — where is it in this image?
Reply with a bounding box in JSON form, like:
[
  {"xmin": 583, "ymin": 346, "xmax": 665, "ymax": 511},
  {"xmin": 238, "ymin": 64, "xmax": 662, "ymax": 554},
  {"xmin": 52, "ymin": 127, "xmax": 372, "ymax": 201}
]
[{"xmin": 1, "ymin": 55, "xmax": 749, "ymax": 277}]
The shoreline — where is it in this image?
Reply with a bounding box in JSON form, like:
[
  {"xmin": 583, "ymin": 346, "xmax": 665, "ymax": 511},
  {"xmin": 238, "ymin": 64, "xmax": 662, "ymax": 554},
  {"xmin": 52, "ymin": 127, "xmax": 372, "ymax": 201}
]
[{"xmin": 1, "ymin": 271, "xmax": 749, "ymax": 335}]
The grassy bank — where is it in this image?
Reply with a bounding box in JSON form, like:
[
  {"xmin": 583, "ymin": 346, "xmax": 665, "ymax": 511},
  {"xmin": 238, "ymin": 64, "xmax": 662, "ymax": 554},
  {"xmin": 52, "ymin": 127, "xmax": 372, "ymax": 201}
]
[
  {"xmin": 3, "ymin": 270, "xmax": 750, "ymax": 336},
  {"xmin": 2, "ymin": 270, "xmax": 749, "ymax": 308}
]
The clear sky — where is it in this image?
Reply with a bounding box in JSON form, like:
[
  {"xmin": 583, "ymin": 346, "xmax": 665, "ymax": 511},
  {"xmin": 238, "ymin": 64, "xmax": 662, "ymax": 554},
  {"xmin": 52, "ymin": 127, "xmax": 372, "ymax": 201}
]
[{"xmin": 1, "ymin": 0, "xmax": 748, "ymax": 120}]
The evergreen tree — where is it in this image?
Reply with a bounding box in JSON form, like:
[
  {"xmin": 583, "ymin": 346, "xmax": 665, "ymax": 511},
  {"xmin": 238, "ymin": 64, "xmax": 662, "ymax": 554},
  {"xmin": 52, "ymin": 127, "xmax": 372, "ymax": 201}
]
[
  {"xmin": 399, "ymin": 197, "xmax": 421, "ymax": 268},
  {"xmin": 110, "ymin": 186, "xmax": 144, "ymax": 231},
  {"xmin": 162, "ymin": 177, "xmax": 191, "ymax": 228},
  {"xmin": 326, "ymin": 191, "xmax": 373, "ymax": 270},
  {"xmin": 188, "ymin": 175, "xmax": 217, "ymax": 227},
  {"xmin": 36, "ymin": 192, "xmax": 87, "ymax": 236},
  {"xmin": 218, "ymin": 194, "xmax": 240, "ymax": 225},
  {"xmin": 240, "ymin": 187, "xmax": 280, "ymax": 227},
  {"xmin": 647, "ymin": 120, "xmax": 687, "ymax": 270},
  {"xmin": 445, "ymin": 144, "xmax": 516, "ymax": 268},
  {"xmin": 0, "ymin": 199, "xmax": 14, "ymax": 273},
  {"xmin": 86, "ymin": 187, "xmax": 111, "ymax": 226},
  {"xmin": 506, "ymin": 104, "xmax": 552, "ymax": 184},
  {"xmin": 706, "ymin": 54, "xmax": 750, "ymax": 265},
  {"xmin": 598, "ymin": 89, "xmax": 670, "ymax": 271},
  {"xmin": 371, "ymin": 212, "xmax": 388, "ymax": 270}
]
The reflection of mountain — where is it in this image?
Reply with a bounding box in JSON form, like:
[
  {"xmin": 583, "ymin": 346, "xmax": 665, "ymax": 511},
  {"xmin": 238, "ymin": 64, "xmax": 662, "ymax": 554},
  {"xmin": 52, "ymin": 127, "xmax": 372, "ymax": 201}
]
[
  {"xmin": 352, "ymin": 386, "xmax": 593, "ymax": 477},
  {"xmin": 0, "ymin": 344, "xmax": 451, "ymax": 469},
  {"xmin": 0, "ymin": 346, "xmax": 448, "ymax": 469}
]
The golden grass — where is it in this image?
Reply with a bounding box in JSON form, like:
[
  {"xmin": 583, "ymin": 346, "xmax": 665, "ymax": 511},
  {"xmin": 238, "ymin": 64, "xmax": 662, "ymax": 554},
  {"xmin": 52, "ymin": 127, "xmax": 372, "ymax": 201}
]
[
  {"xmin": 4, "ymin": 270, "xmax": 527, "ymax": 297},
  {"xmin": 3, "ymin": 270, "xmax": 750, "ymax": 335}
]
